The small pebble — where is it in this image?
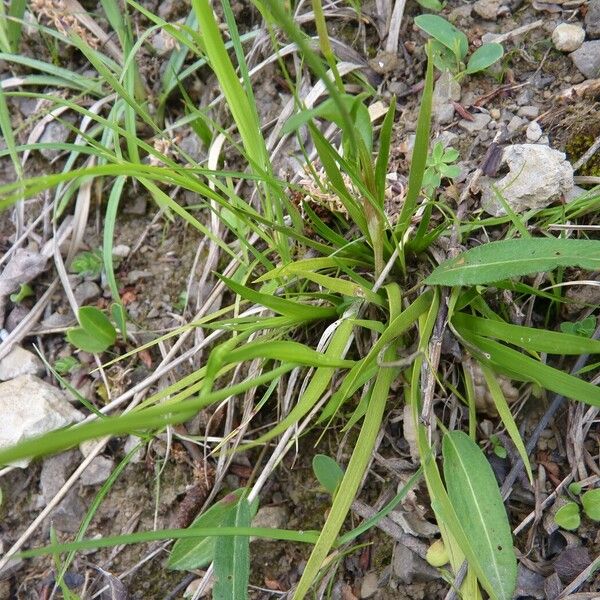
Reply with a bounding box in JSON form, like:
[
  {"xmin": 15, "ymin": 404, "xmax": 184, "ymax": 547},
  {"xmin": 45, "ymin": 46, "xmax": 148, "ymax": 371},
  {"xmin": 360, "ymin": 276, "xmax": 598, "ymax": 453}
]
[
  {"xmin": 112, "ymin": 244, "xmax": 130, "ymax": 258},
  {"xmin": 74, "ymin": 281, "xmax": 101, "ymax": 306},
  {"xmin": 526, "ymin": 121, "xmax": 543, "ymax": 142},
  {"xmin": 473, "ymin": 0, "xmax": 500, "ymax": 20},
  {"xmin": 570, "ymin": 41, "xmax": 600, "ymax": 79},
  {"xmin": 507, "ymin": 115, "xmax": 525, "ymax": 134},
  {"xmin": 552, "ymin": 23, "xmax": 585, "ymax": 52},
  {"xmin": 458, "ymin": 113, "xmax": 491, "ymax": 133},
  {"xmin": 585, "ymin": 0, "xmax": 600, "ymax": 39},
  {"xmin": 360, "ymin": 572, "xmax": 379, "ymax": 599},
  {"xmin": 517, "ymin": 105, "xmax": 540, "ymax": 119},
  {"xmin": 490, "ymin": 108, "xmax": 501, "ymax": 120}
]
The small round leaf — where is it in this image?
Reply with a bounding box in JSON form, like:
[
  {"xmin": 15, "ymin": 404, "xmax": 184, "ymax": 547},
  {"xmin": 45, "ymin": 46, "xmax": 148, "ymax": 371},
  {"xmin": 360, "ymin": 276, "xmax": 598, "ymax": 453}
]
[
  {"xmin": 582, "ymin": 489, "xmax": 600, "ymax": 521},
  {"xmin": 554, "ymin": 501, "xmax": 581, "ymax": 530}
]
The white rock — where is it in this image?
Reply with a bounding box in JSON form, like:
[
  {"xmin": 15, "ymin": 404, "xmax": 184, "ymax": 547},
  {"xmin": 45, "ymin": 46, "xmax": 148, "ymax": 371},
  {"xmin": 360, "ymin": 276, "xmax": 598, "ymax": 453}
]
[
  {"xmin": 0, "ymin": 346, "xmax": 44, "ymax": 381},
  {"xmin": 112, "ymin": 244, "xmax": 131, "ymax": 258},
  {"xmin": 432, "ymin": 71, "xmax": 461, "ymax": 124},
  {"xmin": 79, "ymin": 439, "xmax": 98, "ymax": 457},
  {"xmin": 552, "ymin": 23, "xmax": 585, "ymax": 52},
  {"xmin": 0, "ymin": 375, "xmax": 84, "ymax": 467},
  {"xmin": 123, "ymin": 435, "xmax": 145, "ymax": 463},
  {"xmin": 39, "ymin": 121, "xmax": 71, "ymax": 160},
  {"xmin": 526, "ymin": 121, "xmax": 543, "ymax": 142},
  {"xmin": 481, "ymin": 144, "xmax": 574, "ymax": 216},
  {"xmin": 81, "ymin": 456, "xmax": 114, "ymax": 486}
]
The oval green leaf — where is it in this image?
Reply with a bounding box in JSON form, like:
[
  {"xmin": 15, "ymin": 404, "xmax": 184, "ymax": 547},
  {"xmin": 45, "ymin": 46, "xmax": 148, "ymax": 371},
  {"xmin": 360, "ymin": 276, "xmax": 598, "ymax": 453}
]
[
  {"xmin": 466, "ymin": 43, "xmax": 504, "ymax": 74},
  {"xmin": 414, "ymin": 14, "xmax": 468, "ymax": 59},
  {"xmin": 66, "ymin": 327, "xmax": 113, "ymax": 354},
  {"xmin": 426, "ymin": 238, "xmax": 600, "ymax": 286},
  {"xmin": 77, "ymin": 306, "xmax": 116, "ymax": 346},
  {"xmin": 312, "ymin": 454, "xmax": 345, "ymax": 495},
  {"xmin": 554, "ymin": 501, "xmax": 581, "ymax": 530},
  {"xmin": 442, "ymin": 430, "xmax": 517, "ymax": 600},
  {"xmin": 582, "ymin": 489, "xmax": 600, "ymax": 521}
]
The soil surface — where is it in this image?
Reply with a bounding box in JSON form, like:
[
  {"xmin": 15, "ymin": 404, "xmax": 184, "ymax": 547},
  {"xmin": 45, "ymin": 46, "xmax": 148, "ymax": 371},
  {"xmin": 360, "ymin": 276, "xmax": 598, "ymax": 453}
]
[{"xmin": 1, "ymin": 0, "xmax": 600, "ymax": 599}]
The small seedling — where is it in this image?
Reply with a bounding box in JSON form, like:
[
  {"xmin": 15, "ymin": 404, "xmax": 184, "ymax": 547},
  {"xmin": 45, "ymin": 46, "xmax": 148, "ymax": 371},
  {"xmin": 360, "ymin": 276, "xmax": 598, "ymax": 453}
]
[
  {"xmin": 415, "ymin": 14, "xmax": 504, "ymax": 78},
  {"xmin": 70, "ymin": 249, "xmax": 103, "ymax": 278},
  {"xmin": 554, "ymin": 488, "xmax": 600, "ymax": 530},
  {"xmin": 422, "ymin": 142, "xmax": 460, "ymax": 197},
  {"xmin": 554, "ymin": 501, "xmax": 581, "ymax": 530},
  {"xmin": 312, "ymin": 454, "xmax": 345, "ymax": 496},
  {"xmin": 426, "ymin": 538, "xmax": 449, "ymax": 567},
  {"xmin": 489, "ymin": 434, "xmax": 507, "ymax": 459},
  {"xmin": 54, "ymin": 356, "xmax": 81, "ymax": 375},
  {"xmin": 9, "ymin": 283, "xmax": 33, "ymax": 303},
  {"xmin": 560, "ymin": 316, "xmax": 596, "ymax": 338},
  {"xmin": 66, "ymin": 306, "xmax": 117, "ymax": 353},
  {"xmin": 417, "ymin": 0, "xmax": 445, "ymax": 10}
]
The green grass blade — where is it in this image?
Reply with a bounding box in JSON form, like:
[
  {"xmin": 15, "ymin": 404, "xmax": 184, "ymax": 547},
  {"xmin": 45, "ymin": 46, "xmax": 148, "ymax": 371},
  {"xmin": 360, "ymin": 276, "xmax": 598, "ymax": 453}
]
[
  {"xmin": 292, "ymin": 344, "xmax": 398, "ymax": 599},
  {"xmin": 479, "ymin": 363, "xmax": 533, "ymax": 483},
  {"xmin": 17, "ymin": 526, "xmax": 321, "ymax": 560},
  {"xmin": 394, "ymin": 43, "xmax": 434, "ymax": 244},
  {"xmin": 460, "ymin": 332, "xmax": 600, "ymax": 406},
  {"xmin": 453, "ymin": 312, "xmax": 600, "ymax": 355}
]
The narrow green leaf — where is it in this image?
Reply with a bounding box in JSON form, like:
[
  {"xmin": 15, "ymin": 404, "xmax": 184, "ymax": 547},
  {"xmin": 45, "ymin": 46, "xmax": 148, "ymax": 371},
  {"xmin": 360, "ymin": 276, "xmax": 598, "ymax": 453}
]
[
  {"xmin": 426, "ymin": 238, "xmax": 600, "ymax": 286},
  {"xmin": 375, "ymin": 97, "xmax": 396, "ymax": 209},
  {"xmin": 395, "ymin": 44, "xmax": 434, "ymax": 241},
  {"xmin": 460, "ymin": 332, "xmax": 600, "ymax": 406},
  {"xmin": 220, "ymin": 275, "xmax": 338, "ymax": 320},
  {"xmin": 312, "ymin": 455, "xmax": 345, "ymax": 495},
  {"xmin": 443, "ymin": 431, "xmax": 517, "ymax": 600},
  {"xmin": 480, "ymin": 363, "xmax": 533, "ymax": 483},
  {"xmin": 453, "ymin": 312, "xmax": 600, "ymax": 355},
  {"xmin": 466, "ymin": 43, "xmax": 504, "ymax": 74},
  {"xmin": 18, "ymin": 526, "xmax": 320, "ymax": 560},
  {"xmin": 293, "ymin": 344, "xmax": 398, "ymax": 599}
]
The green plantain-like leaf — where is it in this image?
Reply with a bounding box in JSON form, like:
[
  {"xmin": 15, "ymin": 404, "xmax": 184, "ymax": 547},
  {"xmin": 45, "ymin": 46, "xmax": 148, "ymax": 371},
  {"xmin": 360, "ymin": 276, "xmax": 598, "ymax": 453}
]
[
  {"xmin": 426, "ymin": 238, "xmax": 600, "ymax": 286},
  {"xmin": 168, "ymin": 489, "xmax": 246, "ymax": 571},
  {"xmin": 414, "ymin": 14, "xmax": 468, "ymax": 59},
  {"xmin": 443, "ymin": 431, "xmax": 517, "ymax": 600},
  {"xmin": 213, "ymin": 497, "xmax": 251, "ymax": 600}
]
